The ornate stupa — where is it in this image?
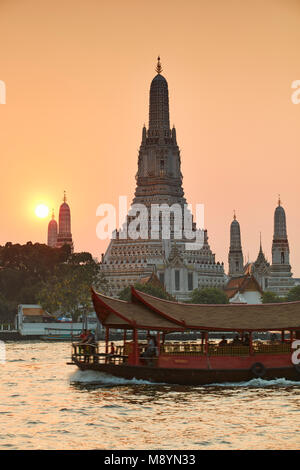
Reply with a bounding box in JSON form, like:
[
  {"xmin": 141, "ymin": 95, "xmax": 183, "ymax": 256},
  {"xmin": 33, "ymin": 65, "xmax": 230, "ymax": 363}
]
[
  {"xmin": 246, "ymin": 233, "xmax": 271, "ymax": 290},
  {"xmin": 228, "ymin": 211, "xmax": 244, "ymax": 277},
  {"xmin": 100, "ymin": 58, "xmax": 226, "ymax": 300},
  {"xmin": 267, "ymin": 196, "xmax": 294, "ymax": 296},
  {"xmin": 56, "ymin": 191, "xmax": 74, "ymax": 253}
]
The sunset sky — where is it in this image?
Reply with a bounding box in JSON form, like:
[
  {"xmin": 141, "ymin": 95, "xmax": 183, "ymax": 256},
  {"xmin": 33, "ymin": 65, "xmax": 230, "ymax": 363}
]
[{"xmin": 1, "ymin": 0, "xmax": 300, "ymax": 274}]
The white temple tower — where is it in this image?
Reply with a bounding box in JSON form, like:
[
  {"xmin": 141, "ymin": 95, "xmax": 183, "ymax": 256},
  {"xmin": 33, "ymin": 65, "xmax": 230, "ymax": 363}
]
[
  {"xmin": 267, "ymin": 197, "xmax": 294, "ymax": 296},
  {"xmin": 228, "ymin": 212, "xmax": 244, "ymax": 277}
]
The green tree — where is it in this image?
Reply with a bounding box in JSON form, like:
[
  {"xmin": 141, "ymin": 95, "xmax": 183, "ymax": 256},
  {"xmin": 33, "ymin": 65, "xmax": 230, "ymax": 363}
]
[
  {"xmin": 37, "ymin": 260, "xmax": 102, "ymax": 320},
  {"xmin": 285, "ymin": 285, "xmax": 300, "ymax": 302},
  {"xmin": 93, "ymin": 271, "xmax": 112, "ymax": 296},
  {"xmin": 261, "ymin": 291, "xmax": 283, "ymax": 303},
  {"xmin": 0, "ymin": 242, "xmax": 103, "ymax": 323},
  {"xmin": 0, "ymin": 294, "xmax": 17, "ymax": 322},
  {"xmin": 189, "ymin": 287, "xmax": 229, "ymax": 304}
]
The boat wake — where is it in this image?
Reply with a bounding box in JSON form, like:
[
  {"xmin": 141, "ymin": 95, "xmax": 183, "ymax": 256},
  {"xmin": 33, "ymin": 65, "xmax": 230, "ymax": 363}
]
[
  {"xmin": 69, "ymin": 369, "xmax": 154, "ymax": 386},
  {"xmin": 69, "ymin": 371, "xmax": 300, "ymax": 389},
  {"xmin": 205, "ymin": 377, "xmax": 300, "ymax": 388}
]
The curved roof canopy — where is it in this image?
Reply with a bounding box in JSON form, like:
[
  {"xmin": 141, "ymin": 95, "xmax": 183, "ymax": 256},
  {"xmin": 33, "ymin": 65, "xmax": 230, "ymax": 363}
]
[{"xmin": 91, "ymin": 287, "xmax": 300, "ymax": 332}]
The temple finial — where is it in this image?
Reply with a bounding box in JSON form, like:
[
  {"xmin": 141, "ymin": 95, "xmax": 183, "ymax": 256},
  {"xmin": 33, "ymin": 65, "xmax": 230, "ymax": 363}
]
[
  {"xmin": 233, "ymin": 210, "xmax": 236, "ymax": 220},
  {"xmin": 156, "ymin": 56, "xmax": 162, "ymax": 74},
  {"xmin": 278, "ymin": 194, "xmax": 281, "ymax": 206},
  {"xmin": 259, "ymin": 231, "xmax": 262, "ymax": 250},
  {"xmin": 52, "ymin": 208, "xmax": 55, "ymax": 220},
  {"xmin": 63, "ymin": 190, "xmax": 67, "ymax": 203}
]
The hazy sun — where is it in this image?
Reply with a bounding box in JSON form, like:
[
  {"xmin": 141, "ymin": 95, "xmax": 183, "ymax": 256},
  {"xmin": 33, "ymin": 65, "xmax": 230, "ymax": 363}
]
[{"xmin": 35, "ymin": 204, "xmax": 49, "ymax": 218}]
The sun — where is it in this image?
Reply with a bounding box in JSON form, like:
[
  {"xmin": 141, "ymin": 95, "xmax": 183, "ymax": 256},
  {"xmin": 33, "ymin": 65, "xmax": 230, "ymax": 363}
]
[{"xmin": 35, "ymin": 204, "xmax": 49, "ymax": 219}]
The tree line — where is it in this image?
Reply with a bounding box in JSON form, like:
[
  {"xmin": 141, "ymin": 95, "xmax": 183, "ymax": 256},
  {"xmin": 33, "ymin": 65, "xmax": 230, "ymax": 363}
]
[
  {"xmin": 0, "ymin": 242, "xmax": 108, "ymax": 322},
  {"xmin": 118, "ymin": 282, "xmax": 300, "ymax": 304}
]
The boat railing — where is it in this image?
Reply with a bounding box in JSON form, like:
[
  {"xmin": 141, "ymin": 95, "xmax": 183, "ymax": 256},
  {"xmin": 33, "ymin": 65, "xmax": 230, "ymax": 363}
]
[
  {"xmin": 208, "ymin": 344, "xmax": 250, "ymax": 356},
  {"xmin": 71, "ymin": 340, "xmax": 293, "ymax": 366},
  {"xmin": 71, "ymin": 343, "xmax": 128, "ymax": 365},
  {"xmin": 161, "ymin": 342, "xmax": 205, "ymax": 355},
  {"xmin": 160, "ymin": 340, "xmax": 292, "ymax": 357},
  {"xmin": 253, "ymin": 341, "xmax": 291, "ymax": 354},
  {"xmin": 161, "ymin": 343, "xmax": 250, "ymax": 356}
]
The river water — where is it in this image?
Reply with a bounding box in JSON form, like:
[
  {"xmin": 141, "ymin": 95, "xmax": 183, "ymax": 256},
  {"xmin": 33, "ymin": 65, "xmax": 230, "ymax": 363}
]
[{"xmin": 0, "ymin": 341, "xmax": 300, "ymax": 450}]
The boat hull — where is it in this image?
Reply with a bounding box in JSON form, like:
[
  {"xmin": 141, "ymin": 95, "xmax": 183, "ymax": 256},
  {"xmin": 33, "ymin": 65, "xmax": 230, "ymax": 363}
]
[{"xmin": 72, "ymin": 359, "xmax": 300, "ymax": 385}]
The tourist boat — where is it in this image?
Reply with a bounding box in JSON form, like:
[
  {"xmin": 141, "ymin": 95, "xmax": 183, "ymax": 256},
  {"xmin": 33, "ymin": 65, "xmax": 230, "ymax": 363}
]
[
  {"xmin": 41, "ymin": 327, "xmax": 82, "ymax": 341},
  {"xmin": 69, "ymin": 287, "xmax": 300, "ymax": 385}
]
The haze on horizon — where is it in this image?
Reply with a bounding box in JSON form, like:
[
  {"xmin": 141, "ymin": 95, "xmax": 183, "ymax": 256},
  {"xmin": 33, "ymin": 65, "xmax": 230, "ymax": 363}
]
[{"xmin": 0, "ymin": 0, "xmax": 300, "ymax": 275}]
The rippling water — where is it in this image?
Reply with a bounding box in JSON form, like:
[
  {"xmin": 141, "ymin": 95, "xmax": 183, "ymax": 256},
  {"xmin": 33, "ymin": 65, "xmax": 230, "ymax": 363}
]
[{"xmin": 1, "ymin": 341, "xmax": 300, "ymax": 450}]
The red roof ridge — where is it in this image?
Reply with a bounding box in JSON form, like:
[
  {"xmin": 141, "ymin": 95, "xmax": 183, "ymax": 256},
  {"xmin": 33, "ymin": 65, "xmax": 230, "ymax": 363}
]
[
  {"xmin": 91, "ymin": 288, "xmax": 134, "ymax": 326},
  {"xmin": 133, "ymin": 288, "xmax": 184, "ymax": 305},
  {"xmin": 91, "ymin": 287, "xmax": 130, "ymax": 304},
  {"xmin": 131, "ymin": 287, "xmax": 185, "ymax": 326}
]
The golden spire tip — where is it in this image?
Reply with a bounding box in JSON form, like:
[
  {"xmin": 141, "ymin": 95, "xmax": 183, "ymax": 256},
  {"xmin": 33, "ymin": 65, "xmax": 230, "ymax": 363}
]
[{"xmin": 156, "ymin": 56, "xmax": 162, "ymax": 74}]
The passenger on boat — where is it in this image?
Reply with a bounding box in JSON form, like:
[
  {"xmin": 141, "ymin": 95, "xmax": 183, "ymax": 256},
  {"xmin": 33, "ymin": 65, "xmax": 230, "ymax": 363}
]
[
  {"xmin": 82, "ymin": 330, "xmax": 96, "ymax": 356},
  {"xmin": 231, "ymin": 334, "xmax": 242, "ymax": 345},
  {"xmin": 243, "ymin": 333, "xmax": 250, "ymax": 346},
  {"xmin": 86, "ymin": 330, "xmax": 95, "ymax": 344},
  {"xmin": 270, "ymin": 333, "xmax": 278, "ymax": 343},
  {"xmin": 79, "ymin": 329, "xmax": 88, "ymax": 342},
  {"xmin": 108, "ymin": 342, "xmax": 116, "ymax": 363},
  {"xmin": 219, "ymin": 335, "xmax": 227, "ymax": 346},
  {"xmin": 78, "ymin": 330, "xmax": 89, "ymax": 354},
  {"xmin": 141, "ymin": 335, "xmax": 157, "ymax": 358}
]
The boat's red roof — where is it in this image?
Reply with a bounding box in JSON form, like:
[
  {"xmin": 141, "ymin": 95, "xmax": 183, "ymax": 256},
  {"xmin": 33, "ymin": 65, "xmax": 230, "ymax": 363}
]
[{"xmin": 91, "ymin": 287, "xmax": 300, "ymax": 332}]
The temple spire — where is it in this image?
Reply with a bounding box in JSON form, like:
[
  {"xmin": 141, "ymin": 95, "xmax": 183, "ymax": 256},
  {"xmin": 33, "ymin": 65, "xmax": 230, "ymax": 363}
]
[
  {"xmin": 268, "ymin": 196, "xmax": 293, "ymax": 295},
  {"xmin": 134, "ymin": 58, "xmax": 185, "ymax": 208},
  {"xmin": 57, "ymin": 191, "xmax": 74, "ymax": 253},
  {"xmin": 149, "ymin": 58, "xmax": 170, "ymax": 131},
  {"xmin": 47, "ymin": 209, "xmax": 58, "ymax": 248},
  {"xmin": 228, "ymin": 213, "xmax": 244, "ymax": 277},
  {"xmin": 156, "ymin": 56, "xmax": 162, "ymax": 74},
  {"xmin": 259, "ymin": 231, "xmax": 262, "ymax": 251},
  {"xmin": 274, "ymin": 197, "xmax": 287, "ymax": 240}
]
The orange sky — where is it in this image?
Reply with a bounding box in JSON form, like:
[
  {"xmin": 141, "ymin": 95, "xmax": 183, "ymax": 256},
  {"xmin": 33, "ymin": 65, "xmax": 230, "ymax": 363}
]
[{"xmin": 0, "ymin": 0, "xmax": 300, "ymax": 275}]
